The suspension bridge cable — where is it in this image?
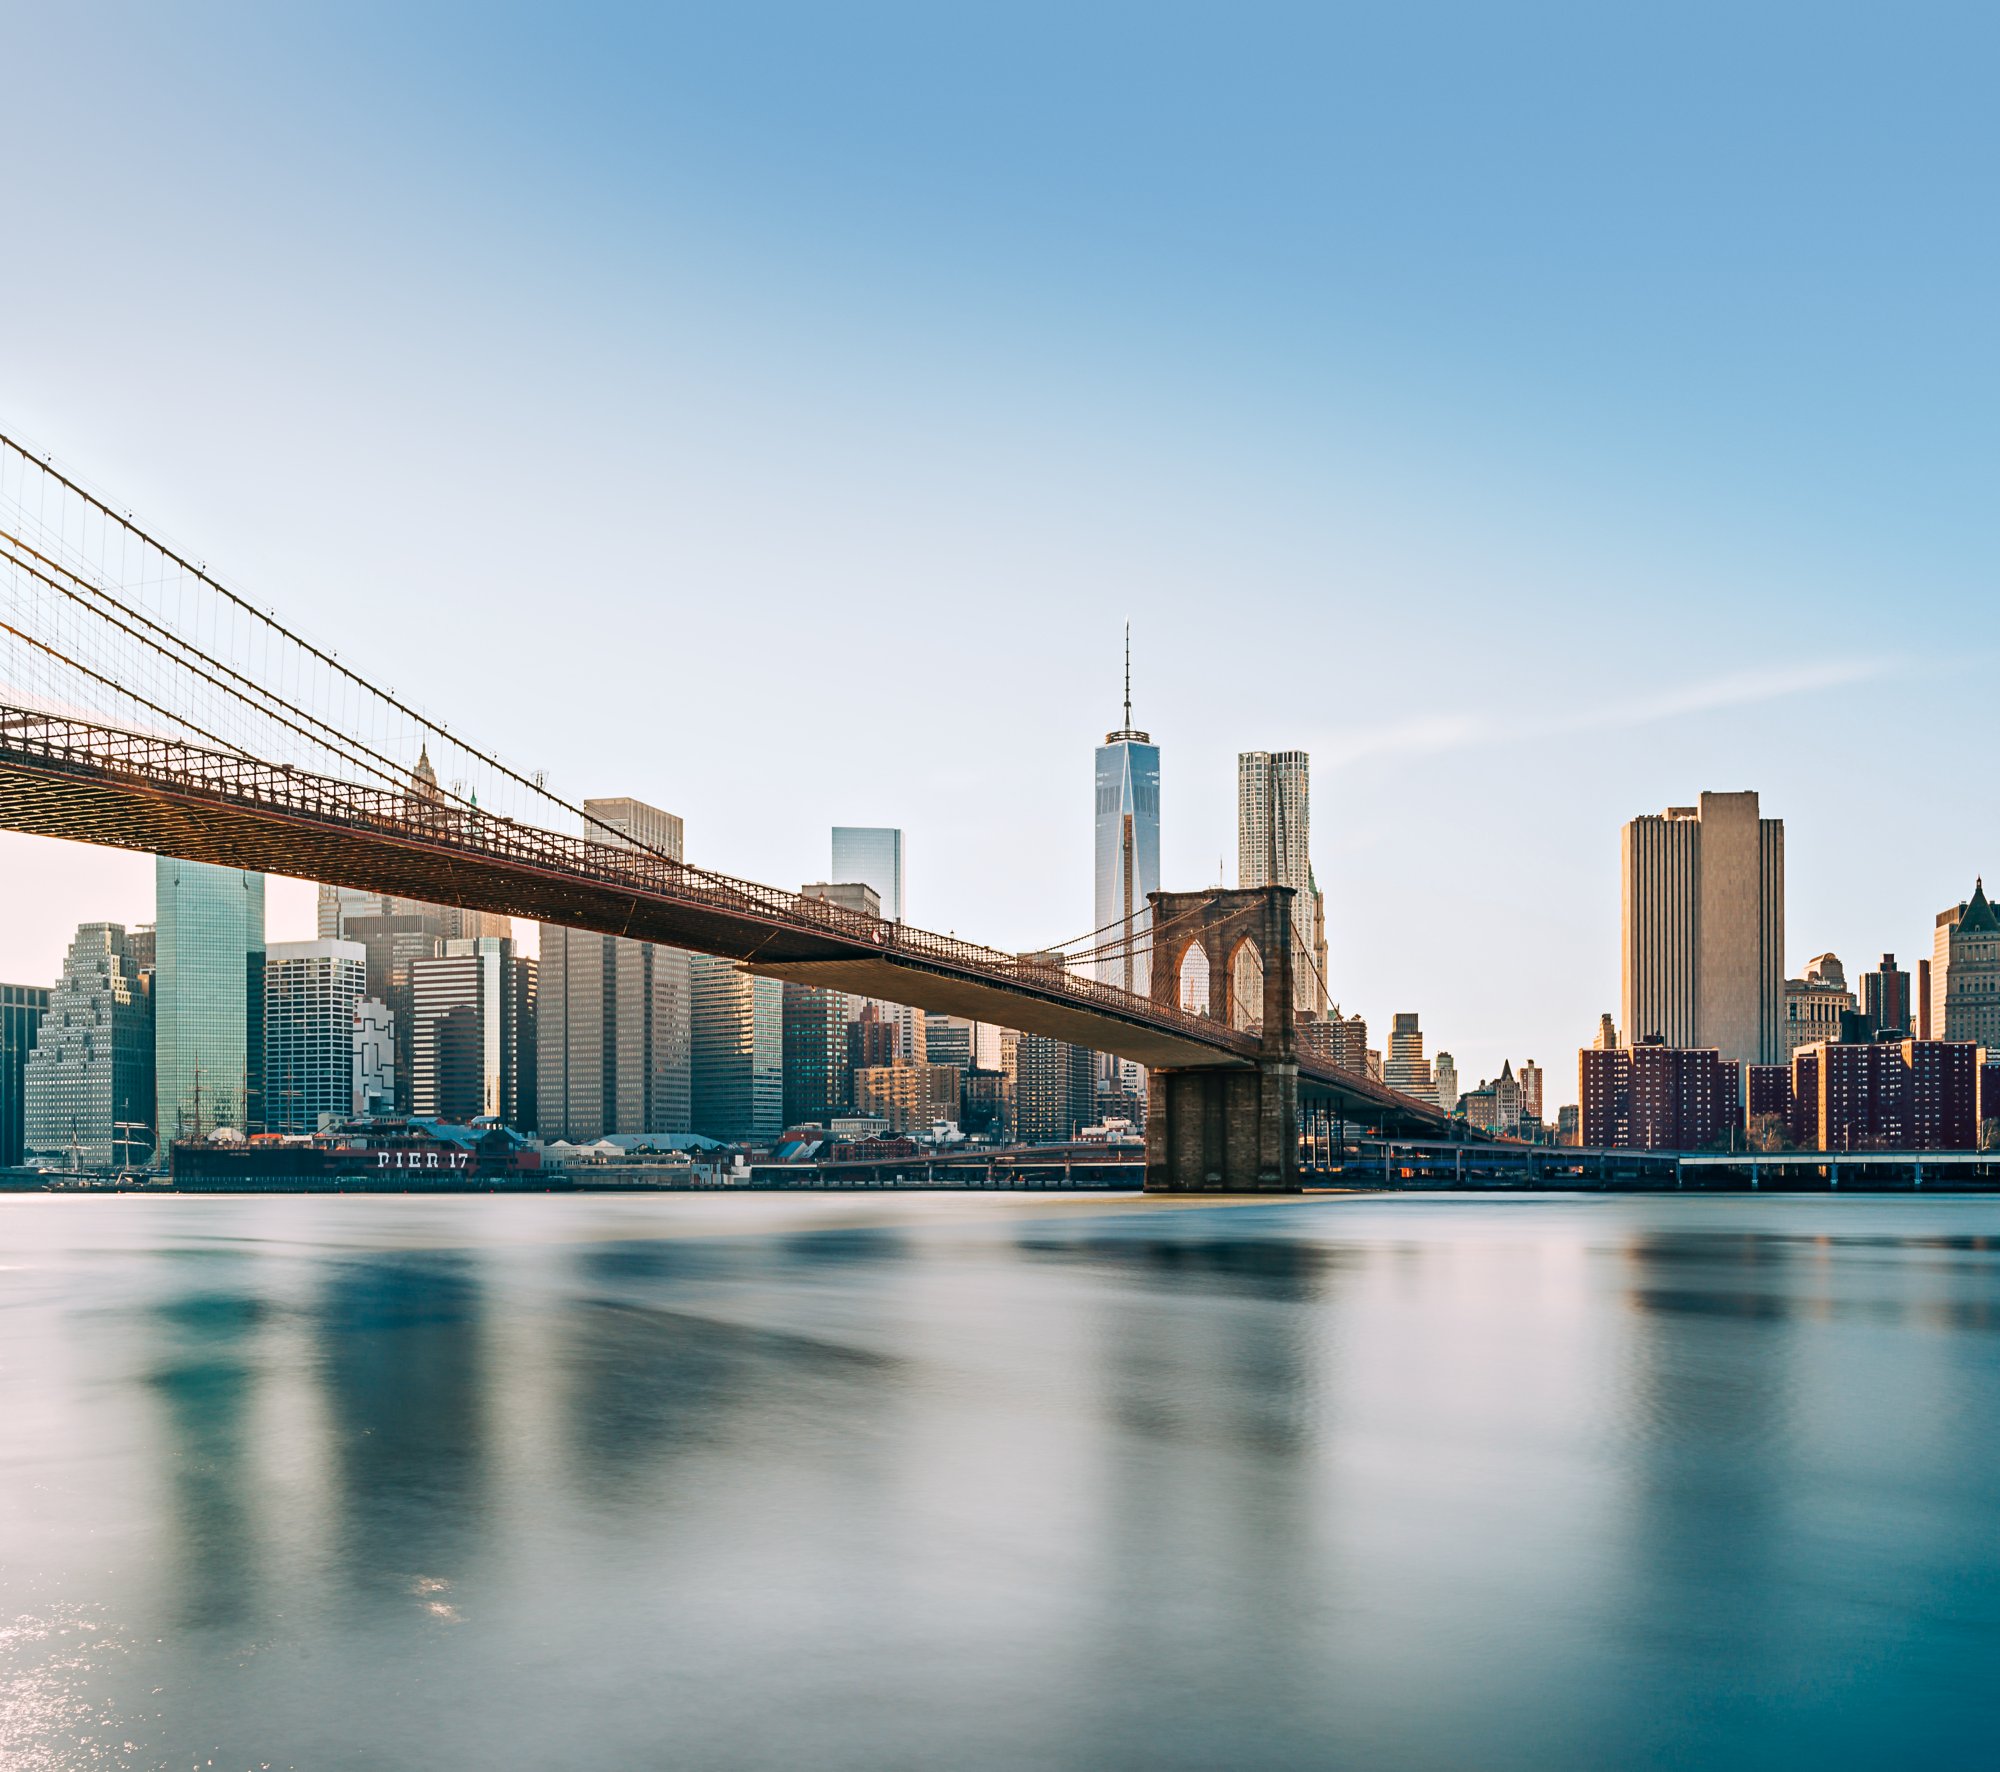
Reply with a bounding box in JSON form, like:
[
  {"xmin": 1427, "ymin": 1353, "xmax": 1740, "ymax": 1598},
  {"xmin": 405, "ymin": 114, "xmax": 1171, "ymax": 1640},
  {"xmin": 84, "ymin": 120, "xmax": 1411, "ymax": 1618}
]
[
  {"xmin": 0, "ymin": 530, "xmax": 491, "ymax": 815},
  {"xmin": 0, "ymin": 431, "xmax": 684, "ymax": 867}
]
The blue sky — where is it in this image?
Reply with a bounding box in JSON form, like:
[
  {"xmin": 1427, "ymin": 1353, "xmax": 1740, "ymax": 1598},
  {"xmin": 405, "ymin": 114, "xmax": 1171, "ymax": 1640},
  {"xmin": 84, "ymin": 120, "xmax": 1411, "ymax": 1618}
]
[{"xmin": 2, "ymin": 2, "xmax": 1994, "ymax": 1101}]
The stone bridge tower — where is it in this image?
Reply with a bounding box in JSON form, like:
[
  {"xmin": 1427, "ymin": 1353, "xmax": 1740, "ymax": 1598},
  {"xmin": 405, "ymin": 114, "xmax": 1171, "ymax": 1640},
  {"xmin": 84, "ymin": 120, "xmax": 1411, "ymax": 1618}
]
[{"xmin": 1144, "ymin": 885, "xmax": 1300, "ymax": 1192}]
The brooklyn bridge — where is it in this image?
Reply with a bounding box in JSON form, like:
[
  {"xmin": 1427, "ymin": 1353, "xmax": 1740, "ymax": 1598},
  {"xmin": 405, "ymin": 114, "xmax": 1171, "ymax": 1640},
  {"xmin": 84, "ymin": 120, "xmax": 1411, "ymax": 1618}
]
[{"xmin": 0, "ymin": 431, "xmax": 1457, "ymax": 1188}]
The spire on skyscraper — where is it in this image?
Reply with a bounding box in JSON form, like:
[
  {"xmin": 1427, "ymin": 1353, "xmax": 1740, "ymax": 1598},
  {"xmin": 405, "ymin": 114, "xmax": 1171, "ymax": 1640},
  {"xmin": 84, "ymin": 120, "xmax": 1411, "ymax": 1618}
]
[{"xmin": 1107, "ymin": 621, "xmax": 1148, "ymax": 744}]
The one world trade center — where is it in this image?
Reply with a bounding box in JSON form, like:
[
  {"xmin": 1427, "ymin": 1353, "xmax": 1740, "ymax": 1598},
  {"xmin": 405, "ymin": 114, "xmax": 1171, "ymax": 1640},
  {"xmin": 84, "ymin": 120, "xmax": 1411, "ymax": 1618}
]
[{"xmin": 1094, "ymin": 626, "xmax": 1160, "ymax": 1003}]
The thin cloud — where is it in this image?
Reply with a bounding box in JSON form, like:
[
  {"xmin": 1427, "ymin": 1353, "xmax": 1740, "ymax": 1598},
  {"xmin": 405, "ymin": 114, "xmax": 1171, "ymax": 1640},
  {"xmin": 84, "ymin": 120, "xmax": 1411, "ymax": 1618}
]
[{"xmin": 1326, "ymin": 657, "xmax": 1904, "ymax": 767}]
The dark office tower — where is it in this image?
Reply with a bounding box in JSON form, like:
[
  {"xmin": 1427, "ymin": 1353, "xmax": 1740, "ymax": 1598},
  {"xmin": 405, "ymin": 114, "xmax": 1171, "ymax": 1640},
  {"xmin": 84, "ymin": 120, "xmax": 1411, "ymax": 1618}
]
[
  {"xmin": 23, "ymin": 926, "xmax": 153, "ymax": 1169},
  {"xmin": 1862, "ymin": 954, "xmax": 1912, "ymax": 1037},
  {"xmin": 689, "ymin": 955, "xmax": 782, "ymax": 1142},
  {"xmin": 1014, "ymin": 1032, "xmax": 1095, "ymax": 1143},
  {"xmin": 1, "ymin": 982, "xmax": 53, "ymax": 1167},
  {"xmin": 1918, "ymin": 959, "xmax": 1933, "ymax": 1040},
  {"xmin": 410, "ymin": 938, "xmax": 536, "ymax": 1129},
  {"xmin": 783, "ymin": 980, "xmax": 854, "ymax": 1127}
]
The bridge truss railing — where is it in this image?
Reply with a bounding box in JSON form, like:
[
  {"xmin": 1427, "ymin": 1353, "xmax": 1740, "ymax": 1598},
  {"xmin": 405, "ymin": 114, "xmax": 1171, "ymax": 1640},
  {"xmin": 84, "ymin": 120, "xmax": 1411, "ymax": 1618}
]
[{"xmin": 0, "ymin": 706, "xmax": 1262, "ymax": 1055}]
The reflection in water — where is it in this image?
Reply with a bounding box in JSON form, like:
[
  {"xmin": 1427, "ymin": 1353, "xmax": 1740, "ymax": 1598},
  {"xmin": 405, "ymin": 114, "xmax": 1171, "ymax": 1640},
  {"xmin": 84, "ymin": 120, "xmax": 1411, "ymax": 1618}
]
[
  {"xmin": 148, "ymin": 1286, "xmax": 268, "ymax": 1632},
  {"xmin": 316, "ymin": 1253, "xmax": 489, "ymax": 1600},
  {"xmin": 7, "ymin": 1195, "xmax": 2000, "ymax": 1771}
]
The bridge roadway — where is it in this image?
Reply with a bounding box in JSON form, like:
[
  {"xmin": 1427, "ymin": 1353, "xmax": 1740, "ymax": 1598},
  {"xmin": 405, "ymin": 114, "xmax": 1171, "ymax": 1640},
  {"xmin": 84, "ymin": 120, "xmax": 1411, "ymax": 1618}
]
[{"xmin": 0, "ymin": 706, "xmax": 1450, "ymax": 1136}]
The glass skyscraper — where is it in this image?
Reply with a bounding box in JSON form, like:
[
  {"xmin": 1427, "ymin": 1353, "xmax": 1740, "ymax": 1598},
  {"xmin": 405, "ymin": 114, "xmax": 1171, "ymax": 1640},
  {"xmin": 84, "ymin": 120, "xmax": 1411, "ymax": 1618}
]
[
  {"xmin": 830, "ymin": 827, "xmax": 904, "ymax": 921},
  {"xmin": 690, "ymin": 954, "xmax": 783, "ymax": 1141},
  {"xmin": 155, "ymin": 857, "xmax": 265, "ymax": 1149},
  {"xmin": 1094, "ymin": 659, "xmax": 1161, "ymax": 1000}
]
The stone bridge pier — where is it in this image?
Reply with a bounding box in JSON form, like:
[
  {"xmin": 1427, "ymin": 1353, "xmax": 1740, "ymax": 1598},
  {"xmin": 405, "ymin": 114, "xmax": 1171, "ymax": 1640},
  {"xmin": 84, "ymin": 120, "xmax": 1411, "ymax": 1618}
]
[{"xmin": 1144, "ymin": 885, "xmax": 1300, "ymax": 1193}]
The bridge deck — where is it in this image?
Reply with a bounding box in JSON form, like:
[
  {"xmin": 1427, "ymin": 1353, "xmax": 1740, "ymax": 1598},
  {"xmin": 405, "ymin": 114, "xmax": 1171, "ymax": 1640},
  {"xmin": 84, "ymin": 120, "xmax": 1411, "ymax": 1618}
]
[{"xmin": 0, "ymin": 708, "xmax": 1447, "ymax": 1129}]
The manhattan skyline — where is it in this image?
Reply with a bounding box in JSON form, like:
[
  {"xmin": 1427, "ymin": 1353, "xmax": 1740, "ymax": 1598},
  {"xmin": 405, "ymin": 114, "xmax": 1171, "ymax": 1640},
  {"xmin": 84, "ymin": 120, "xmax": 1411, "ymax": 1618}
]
[{"xmin": 2, "ymin": 5, "xmax": 1994, "ymax": 1099}]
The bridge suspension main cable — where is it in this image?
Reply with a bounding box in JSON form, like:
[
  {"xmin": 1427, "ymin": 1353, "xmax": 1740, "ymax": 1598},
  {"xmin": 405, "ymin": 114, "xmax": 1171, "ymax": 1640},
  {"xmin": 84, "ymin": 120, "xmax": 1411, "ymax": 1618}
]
[{"xmin": 0, "ymin": 430, "xmax": 684, "ymax": 865}]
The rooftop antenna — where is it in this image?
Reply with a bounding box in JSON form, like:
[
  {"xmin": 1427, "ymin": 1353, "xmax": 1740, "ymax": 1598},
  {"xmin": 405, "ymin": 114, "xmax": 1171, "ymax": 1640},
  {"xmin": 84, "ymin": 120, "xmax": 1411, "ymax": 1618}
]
[
  {"xmin": 1123, "ymin": 618, "xmax": 1132, "ymax": 732},
  {"xmin": 1107, "ymin": 619, "xmax": 1149, "ymax": 744}
]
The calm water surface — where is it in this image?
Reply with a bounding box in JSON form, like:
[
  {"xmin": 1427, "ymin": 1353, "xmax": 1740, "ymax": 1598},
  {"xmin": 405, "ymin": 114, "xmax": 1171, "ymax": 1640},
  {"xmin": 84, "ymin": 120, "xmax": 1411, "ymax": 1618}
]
[{"xmin": 4, "ymin": 1191, "xmax": 2000, "ymax": 1770}]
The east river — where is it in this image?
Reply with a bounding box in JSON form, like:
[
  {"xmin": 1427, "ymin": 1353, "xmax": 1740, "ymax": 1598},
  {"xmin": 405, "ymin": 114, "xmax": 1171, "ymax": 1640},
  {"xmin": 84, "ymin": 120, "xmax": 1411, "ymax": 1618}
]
[{"xmin": 4, "ymin": 1192, "xmax": 2000, "ymax": 1770}]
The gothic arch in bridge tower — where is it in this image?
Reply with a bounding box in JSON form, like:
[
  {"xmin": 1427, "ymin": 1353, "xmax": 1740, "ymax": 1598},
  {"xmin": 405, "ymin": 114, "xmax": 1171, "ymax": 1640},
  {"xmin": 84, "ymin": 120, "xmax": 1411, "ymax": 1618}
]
[
  {"xmin": 1227, "ymin": 938, "xmax": 1264, "ymax": 1034},
  {"xmin": 1142, "ymin": 885, "xmax": 1301, "ymax": 1193},
  {"xmin": 1176, "ymin": 943, "xmax": 1212, "ymax": 1018}
]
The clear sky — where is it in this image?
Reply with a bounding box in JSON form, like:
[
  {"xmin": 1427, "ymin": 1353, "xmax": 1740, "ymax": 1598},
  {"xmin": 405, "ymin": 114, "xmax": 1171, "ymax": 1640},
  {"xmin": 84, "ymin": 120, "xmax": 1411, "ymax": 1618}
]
[{"xmin": 2, "ymin": 3, "xmax": 1994, "ymax": 1104}]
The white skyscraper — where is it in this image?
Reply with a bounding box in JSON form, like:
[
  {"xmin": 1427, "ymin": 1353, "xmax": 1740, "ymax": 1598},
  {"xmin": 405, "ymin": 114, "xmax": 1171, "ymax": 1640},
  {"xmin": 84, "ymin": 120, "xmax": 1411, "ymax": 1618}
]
[
  {"xmin": 1237, "ymin": 750, "xmax": 1327, "ymax": 1018},
  {"xmin": 264, "ymin": 939, "xmax": 367, "ymax": 1132}
]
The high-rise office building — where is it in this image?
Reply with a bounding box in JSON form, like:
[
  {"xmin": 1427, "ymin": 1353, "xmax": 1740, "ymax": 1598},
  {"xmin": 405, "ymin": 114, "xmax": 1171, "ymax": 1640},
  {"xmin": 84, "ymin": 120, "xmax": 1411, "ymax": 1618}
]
[
  {"xmin": 410, "ymin": 937, "xmax": 536, "ymax": 1128},
  {"xmin": 1620, "ymin": 791, "xmax": 1784, "ymax": 1067},
  {"xmin": 263, "ymin": 940, "xmax": 368, "ymax": 1132},
  {"xmin": 155, "ymin": 858, "xmax": 265, "ymax": 1148},
  {"xmin": 922, "ymin": 1015, "xmax": 979, "ymax": 1073},
  {"xmin": 1382, "ymin": 1011, "xmax": 1436, "ymax": 1104},
  {"xmin": 1, "ymin": 982, "xmax": 51, "ymax": 1168},
  {"xmin": 783, "ymin": 980, "xmax": 854, "ymax": 1128},
  {"xmin": 1861, "ymin": 954, "xmax": 1913, "ymax": 1036},
  {"xmin": 1931, "ymin": 881, "xmax": 2000, "ymax": 1049},
  {"xmin": 690, "ymin": 955, "xmax": 783, "ymax": 1142},
  {"xmin": 537, "ymin": 794, "xmax": 692, "ymax": 1140},
  {"xmin": 831, "ymin": 828, "xmax": 903, "ymax": 921},
  {"xmin": 1095, "ymin": 631, "xmax": 1161, "ymax": 1001},
  {"xmin": 1237, "ymin": 750, "xmax": 1328, "ymax": 1017},
  {"xmin": 22, "ymin": 926, "xmax": 153, "ymax": 1169}
]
